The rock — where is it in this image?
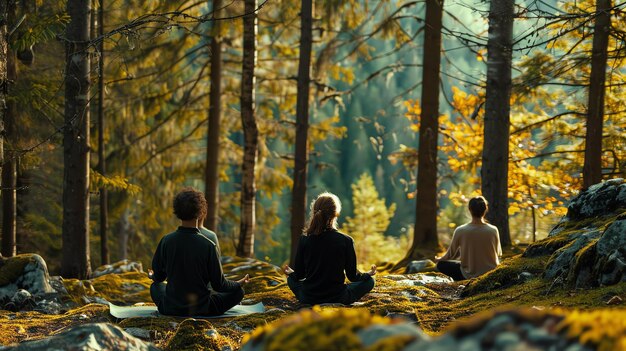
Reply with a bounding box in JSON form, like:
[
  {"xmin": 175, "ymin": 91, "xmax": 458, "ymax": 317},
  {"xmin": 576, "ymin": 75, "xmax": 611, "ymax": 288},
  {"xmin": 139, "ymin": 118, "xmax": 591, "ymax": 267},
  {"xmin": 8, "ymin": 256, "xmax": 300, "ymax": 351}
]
[
  {"xmin": 544, "ymin": 231, "xmax": 601, "ymax": 280},
  {"xmin": 0, "ymin": 323, "xmax": 159, "ymax": 350},
  {"xmin": 526, "ymin": 328, "xmax": 560, "ymax": 346},
  {"xmin": 91, "ymin": 259, "xmax": 144, "ymax": 278},
  {"xmin": 10, "ymin": 289, "xmax": 32, "ymax": 306},
  {"xmin": 595, "ymin": 219, "xmax": 626, "ymax": 285},
  {"xmin": 0, "ymin": 254, "xmax": 54, "ymax": 302},
  {"xmin": 384, "ymin": 273, "xmax": 453, "ymax": 285},
  {"xmin": 563, "ymin": 178, "xmax": 625, "ymax": 222},
  {"xmin": 125, "ymin": 327, "xmax": 151, "ymax": 339},
  {"xmin": 34, "ymin": 298, "xmax": 62, "ymax": 314},
  {"xmin": 406, "ymin": 260, "xmax": 436, "ymax": 274},
  {"xmin": 240, "ymin": 308, "xmax": 421, "ymax": 351},
  {"xmin": 493, "ymin": 331, "xmax": 520, "ymax": 348},
  {"xmin": 518, "ymin": 272, "xmax": 535, "ymax": 282},
  {"xmin": 48, "ymin": 276, "xmax": 68, "ymax": 295}
]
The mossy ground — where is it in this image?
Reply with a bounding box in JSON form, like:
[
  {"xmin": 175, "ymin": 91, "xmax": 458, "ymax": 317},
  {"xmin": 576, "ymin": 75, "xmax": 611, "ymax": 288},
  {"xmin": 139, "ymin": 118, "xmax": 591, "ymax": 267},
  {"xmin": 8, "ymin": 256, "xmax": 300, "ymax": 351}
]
[
  {"xmin": 0, "ymin": 304, "xmax": 110, "ymax": 345},
  {"xmin": 3, "ymin": 242, "xmax": 626, "ymax": 349},
  {"xmin": 63, "ymin": 271, "xmax": 152, "ymax": 305}
]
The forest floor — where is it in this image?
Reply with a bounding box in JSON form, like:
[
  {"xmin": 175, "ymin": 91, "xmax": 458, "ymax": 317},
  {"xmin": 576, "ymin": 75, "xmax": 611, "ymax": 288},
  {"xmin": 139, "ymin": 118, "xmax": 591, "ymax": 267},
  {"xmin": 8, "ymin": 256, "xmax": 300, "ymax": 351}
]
[
  {"xmin": 0, "ymin": 251, "xmax": 625, "ymax": 350},
  {"xmin": 2, "ymin": 180, "xmax": 626, "ymax": 350}
]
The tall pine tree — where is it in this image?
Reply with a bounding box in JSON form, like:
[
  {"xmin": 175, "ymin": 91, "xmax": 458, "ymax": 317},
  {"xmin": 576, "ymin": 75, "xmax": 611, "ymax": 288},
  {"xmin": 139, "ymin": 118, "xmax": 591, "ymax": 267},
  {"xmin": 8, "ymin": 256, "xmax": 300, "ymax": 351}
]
[{"xmin": 62, "ymin": 0, "xmax": 92, "ymax": 278}]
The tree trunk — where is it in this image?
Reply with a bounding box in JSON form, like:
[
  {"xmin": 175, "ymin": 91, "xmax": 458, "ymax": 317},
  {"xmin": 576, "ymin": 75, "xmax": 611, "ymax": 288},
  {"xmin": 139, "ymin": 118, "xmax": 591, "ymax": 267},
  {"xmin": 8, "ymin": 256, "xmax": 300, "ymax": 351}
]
[
  {"xmin": 62, "ymin": 0, "xmax": 92, "ymax": 279},
  {"xmin": 97, "ymin": 0, "xmax": 109, "ymax": 266},
  {"xmin": 118, "ymin": 208, "xmax": 130, "ymax": 260},
  {"xmin": 0, "ymin": 0, "xmax": 9, "ymax": 259},
  {"xmin": 290, "ymin": 0, "xmax": 313, "ymax": 266},
  {"xmin": 204, "ymin": 0, "xmax": 223, "ymax": 232},
  {"xmin": 403, "ymin": 0, "xmax": 443, "ymax": 263},
  {"xmin": 1, "ymin": 38, "xmax": 16, "ymax": 258},
  {"xmin": 481, "ymin": 0, "xmax": 514, "ymax": 248},
  {"xmin": 236, "ymin": 0, "xmax": 258, "ymax": 258},
  {"xmin": 583, "ymin": 0, "xmax": 611, "ymax": 189}
]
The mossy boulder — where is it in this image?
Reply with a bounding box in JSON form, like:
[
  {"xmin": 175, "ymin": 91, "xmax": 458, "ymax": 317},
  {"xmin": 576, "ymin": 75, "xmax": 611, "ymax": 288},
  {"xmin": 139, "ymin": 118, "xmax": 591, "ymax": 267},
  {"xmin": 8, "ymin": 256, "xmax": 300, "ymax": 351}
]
[
  {"xmin": 519, "ymin": 179, "xmax": 626, "ymax": 289},
  {"xmin": 240, "ymin": 307, "xmax": 626, "ymax": 351},
  {"xmin": 0, "ymin": 254, "xmax": 54, "ymax": 302},
  {"xmin": 0, "ymin": 322, "xmax": 159, "ymax": 350},
  {"xmin": 240, "ymin": 307, "xmax": 427, "ymax": 351},
  {"xmin": 562, "ymin": 178, "xmax": 626, "ymax": 222},
  {"xmin": 63, "ymin": 271, "xmax": 152, "ymax": 305}
]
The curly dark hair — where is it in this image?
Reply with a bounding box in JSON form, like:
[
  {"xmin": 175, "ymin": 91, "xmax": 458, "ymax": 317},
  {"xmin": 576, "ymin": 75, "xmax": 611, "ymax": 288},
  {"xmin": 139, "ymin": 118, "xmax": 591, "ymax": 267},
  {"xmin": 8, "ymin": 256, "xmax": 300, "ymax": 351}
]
[
  {"xmin": 468, "ymin": 196, "xmax": 488, "ymax": 218},
  {"xmin": 173, "ymin": 187, "xmax": 207, "ymax": 221}
]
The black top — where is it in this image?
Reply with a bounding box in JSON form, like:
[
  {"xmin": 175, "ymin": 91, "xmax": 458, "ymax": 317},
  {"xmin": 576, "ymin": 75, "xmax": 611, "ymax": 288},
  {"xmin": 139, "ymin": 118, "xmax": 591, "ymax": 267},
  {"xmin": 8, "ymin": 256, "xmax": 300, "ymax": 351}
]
[
  {"xmin": 151, "ymin": 226, "xmax": 240, "ymax": 316},
  {"xmin": 292, "ymin": 229, "xmax": 368, "ymax": 302}
]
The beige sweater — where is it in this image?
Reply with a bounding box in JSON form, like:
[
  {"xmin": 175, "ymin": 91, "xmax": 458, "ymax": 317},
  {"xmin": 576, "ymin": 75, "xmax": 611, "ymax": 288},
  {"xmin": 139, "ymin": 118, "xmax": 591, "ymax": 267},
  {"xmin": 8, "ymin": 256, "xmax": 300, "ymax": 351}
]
[{"xmin": 440, "ymin": 222, "xmax": 502, "ymax": 279}]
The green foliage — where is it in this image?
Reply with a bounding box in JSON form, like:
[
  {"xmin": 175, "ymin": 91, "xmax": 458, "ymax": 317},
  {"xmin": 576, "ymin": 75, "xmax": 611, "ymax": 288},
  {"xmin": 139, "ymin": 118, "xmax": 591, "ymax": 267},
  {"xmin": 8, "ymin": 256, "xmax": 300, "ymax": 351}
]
[
  {"xmin": 90, "ymin": 170, "xmax": 141, "ymax": 195},
  {"xmin": 341, "ymin": 173, "xmax": 407, "ymax": 267},
  {"xmin": 11, "ymin": 13, "xmax": 70, "ymax": 51}
]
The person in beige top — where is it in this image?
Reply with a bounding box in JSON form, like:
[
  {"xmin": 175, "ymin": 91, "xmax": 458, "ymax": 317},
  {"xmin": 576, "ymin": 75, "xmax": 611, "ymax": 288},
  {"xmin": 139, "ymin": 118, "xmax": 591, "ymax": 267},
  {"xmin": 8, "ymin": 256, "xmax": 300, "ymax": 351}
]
[{"xmin": 435, "ymin": 196, "xmax": 502, "ymax": 281}]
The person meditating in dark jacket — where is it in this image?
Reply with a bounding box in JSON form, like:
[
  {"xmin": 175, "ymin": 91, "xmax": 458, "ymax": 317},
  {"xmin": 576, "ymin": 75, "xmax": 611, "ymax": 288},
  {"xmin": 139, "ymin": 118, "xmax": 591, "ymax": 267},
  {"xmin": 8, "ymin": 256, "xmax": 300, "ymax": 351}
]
[
  {"xmin": 283, "ymin": 192, "xmax": 376, "ymax": 305},
  {"xmin": 149, "ymin": 188, "xmax": 249, "ymax": 316}
]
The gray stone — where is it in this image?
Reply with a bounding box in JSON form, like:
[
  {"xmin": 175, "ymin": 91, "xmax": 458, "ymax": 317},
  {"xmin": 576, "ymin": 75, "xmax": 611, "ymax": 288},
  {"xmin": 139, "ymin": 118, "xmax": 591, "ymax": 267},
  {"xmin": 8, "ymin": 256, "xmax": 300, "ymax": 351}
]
[
  {"xmin": 595, "ymin": 219, "xmax": 626, "ymax": 285},
  {"xmin": 91, "ymin": 259, "xmax": 144, "ymax": 278},
  {"xmin": 0, "ymin": 254, "xmax": 54, "ymax": 301},
  {"xmin": 456, "ymin": 338, "xmax": 481, "ymax": 351},
  {"xmin": 34, "ymin": 299, "xmax": 62, "ymax": 314},
  {"xmin": 518, "ymin": 272, "xmax": 535, "ymax": 282},
  {"xmin": 405, "ymin": 334, "xmax": 456, "ymax": 351},
  {"xmin": 544, "ymin": 231, "xmax": 601, "ymax": 280},
  {"xmin": 387, "ymin": 273, "xmax": 453, "ymax": 286},
  {"xmin": 526, "ymin": 327, "xmax": 560, "ymax": 346},
  {"xmin": 565, "ymin": 179, "xmax": 625, "ymax": 221},
  {"xmin": 482, "ymin": 313, "xmax": 514, "ymax": 333},
  {"xmin": 1, "ymin": 323, "xmax": 159, "ymax": 350},
  {"xmin": 406, "ymin": 260, "xmax": 436, "ymax": 274},
  {"xmin": 494, "ymin": 331, "xmax": 521, "ymax": 348},
  {"xmin": 357, "ymin": 323, "xmax": 429, "ymax": 348},
  {"xmin": 125, "ymin": 327, "xmax": 151, "ymax": 339},
  {"xmin": 48, "ymin": 276, "xmax": 67, "ymax": 295},
  {"xmin": 10, "ymin": 289, "xmax": 32, "ymax": 306}
]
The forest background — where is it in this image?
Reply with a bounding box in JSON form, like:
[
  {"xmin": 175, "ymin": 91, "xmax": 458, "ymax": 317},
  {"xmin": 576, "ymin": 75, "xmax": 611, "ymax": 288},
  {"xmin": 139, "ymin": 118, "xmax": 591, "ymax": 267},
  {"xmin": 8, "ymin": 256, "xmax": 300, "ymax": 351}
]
[{"xmin": 1, "ymin": 0, "xmax": 624, "ymax": 274}]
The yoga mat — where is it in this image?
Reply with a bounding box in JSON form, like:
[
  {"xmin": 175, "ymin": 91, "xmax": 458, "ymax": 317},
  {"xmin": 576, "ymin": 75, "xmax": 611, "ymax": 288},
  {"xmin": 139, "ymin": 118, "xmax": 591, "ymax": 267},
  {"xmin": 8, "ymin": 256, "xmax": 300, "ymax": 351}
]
[{"xmin": 109, "ymin": 302, "xmax": 265, "ymax": 319}]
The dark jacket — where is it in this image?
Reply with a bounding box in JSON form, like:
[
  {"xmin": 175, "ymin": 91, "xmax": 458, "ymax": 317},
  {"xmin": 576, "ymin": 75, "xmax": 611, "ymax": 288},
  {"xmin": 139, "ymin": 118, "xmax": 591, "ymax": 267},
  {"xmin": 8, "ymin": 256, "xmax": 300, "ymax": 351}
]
[
  {"xmin": 151, "ymin": 226, "xmax": 239, "ymax": 316},
  {"xmin": 293, "ymin": 229, "xmax": 369, "ymax": 303}
]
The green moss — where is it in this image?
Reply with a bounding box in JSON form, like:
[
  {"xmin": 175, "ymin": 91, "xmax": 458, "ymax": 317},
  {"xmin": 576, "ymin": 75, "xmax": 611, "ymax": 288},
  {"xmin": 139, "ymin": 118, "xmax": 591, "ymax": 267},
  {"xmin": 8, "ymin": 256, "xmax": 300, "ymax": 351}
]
[
  {"xmin": 243, "ymin": 308, "xmax": 392, "ymax": 351},
  {"xmin": 91, "ymin": 272, "xmax": 152, "ymax": 304},
  {"xmin": 62, "ymin": 272, "xmax": 152, "ymax": 305},
  {"xmin": 165, "ymin": 318, "xmax": 233, "ymax": 351},
  {"xmin": 415, "ymin": 278, "xmax": 626, "ymax": 335},
  {"xmin": 461, "ymin": 255, "xmax": 547, "ymax": 296},
  {"xmin": 365, "ymin": 334, "xmax": 416, "ymax": 351},
  {"xmin": 567, "ymin": 238, "xmax": 599, "ymax": 285},
  {"xmin": 0, "ymin": 255, "xmax": 32, "ymax": 287},
  {"xmin": 526, "ymin": 211, "xmax": 626, "ymax": 258},
  {"xmin": 0, "ymin": 304, "xmax": 110, "ymax": 346},
  {"xmin": 556, "ymin": 309, "xmax": 626, "ymax": 351}
]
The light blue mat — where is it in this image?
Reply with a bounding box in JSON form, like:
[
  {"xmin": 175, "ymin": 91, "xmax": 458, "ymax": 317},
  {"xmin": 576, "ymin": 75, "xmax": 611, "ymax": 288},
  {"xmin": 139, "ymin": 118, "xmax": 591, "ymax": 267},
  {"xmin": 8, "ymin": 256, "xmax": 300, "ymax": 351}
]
[{"xmin": 109, "ymin": 302, "xmax": 265, "ymax": 319}]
